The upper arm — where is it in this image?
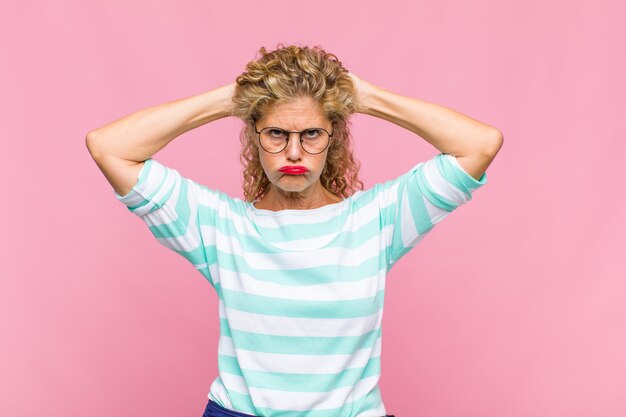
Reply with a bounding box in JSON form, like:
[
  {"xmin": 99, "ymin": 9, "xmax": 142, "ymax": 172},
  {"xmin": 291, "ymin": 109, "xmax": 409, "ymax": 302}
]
[
  {"xmin": 102, "ymin": 152, "xmax": 220, "ymax": 289},
  {"xmin": 454, "ymin": 154, "xmax": 493, "ymax": 182},
  {"xmin": 86, "ymin": 136, "xmax": 145, "ymax": 197},
  {"xmin": 377, "ymin": 152, "xmax": 489, "ymax": 271},
  {"xmin": 454, "ymin": 136, "xmax": 503, "ymax": 181}
]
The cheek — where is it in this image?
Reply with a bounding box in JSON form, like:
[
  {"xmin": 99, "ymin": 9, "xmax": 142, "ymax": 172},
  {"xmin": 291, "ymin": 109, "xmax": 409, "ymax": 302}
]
[
  {"xmin": 316, "ymin": 154, "xmax": 329, "ymax": 174},
  {"xmin": 261, "ymin": 162, "xmax": 273, "ymax": 180},
  {"xmin": 259, "ymin": 155, "xmax": 280, "ymax": 181},
  {"xmin": 258, "ymin": 150, "xmax": 271, "ymax": 171}
]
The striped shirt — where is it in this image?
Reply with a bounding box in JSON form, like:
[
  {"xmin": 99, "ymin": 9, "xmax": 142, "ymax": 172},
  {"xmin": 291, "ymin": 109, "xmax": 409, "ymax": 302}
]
[{"xmin": 115, "ymin": 152, "xmax": 487, "ymax": 417}]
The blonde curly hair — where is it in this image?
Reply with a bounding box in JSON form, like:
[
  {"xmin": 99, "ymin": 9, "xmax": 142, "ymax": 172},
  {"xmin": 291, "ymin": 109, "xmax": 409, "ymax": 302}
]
[{"xmin": 232, "ymin": 44, "xmax": 364, "ymax": 203}]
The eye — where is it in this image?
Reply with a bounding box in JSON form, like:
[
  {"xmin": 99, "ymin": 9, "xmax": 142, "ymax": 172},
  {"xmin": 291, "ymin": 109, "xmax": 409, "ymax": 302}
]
[
  {"xmin": 304, "ymin": 129, "xmax": 321, "ymax": 138},
  {"xmin": 268, "ymin": 128, "xmax": 286, "ymax": 138}
]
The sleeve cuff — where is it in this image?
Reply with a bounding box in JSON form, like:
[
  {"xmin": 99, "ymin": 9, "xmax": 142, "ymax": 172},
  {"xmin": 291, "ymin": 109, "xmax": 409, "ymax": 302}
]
[
  {"xmin": 441, "ymin": 153, "xmax": 488, "ymax": 190},
  {"xmin": 416, "ymin": 153, "xmax": 488, "ymax": 211},
  {"xmin": 113, "ymin": 158, "xmax": 173, "ymax": 216}
]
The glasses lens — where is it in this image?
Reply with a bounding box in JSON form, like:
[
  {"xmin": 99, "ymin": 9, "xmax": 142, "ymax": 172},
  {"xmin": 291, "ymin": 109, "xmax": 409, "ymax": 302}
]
[
  {"xmin": 301, "ymin": 129, "xmax": 330, "ymax": 154},
  {"xmin": 259, "ymin": 128, "xmax": 330, "ymax": 154},
  {"xmin": 259, "ymin": 128, "xmax": 289, "ymax": 153}
]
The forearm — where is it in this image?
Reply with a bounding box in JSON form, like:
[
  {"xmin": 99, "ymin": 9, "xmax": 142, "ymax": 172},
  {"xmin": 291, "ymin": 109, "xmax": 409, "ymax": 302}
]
[
  {"xmin": 360, "ymin": 85, "xmax": 502, "ymax": 157},
  {"xmin": 86, "ymin": 83, "xmax": 235, "ymax": 163}
]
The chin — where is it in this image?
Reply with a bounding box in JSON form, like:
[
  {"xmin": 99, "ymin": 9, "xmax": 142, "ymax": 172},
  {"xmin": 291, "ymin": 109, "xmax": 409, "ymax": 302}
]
[
  {"xmin": 276, "ymin": 184, "xmax": 309, "ymax": 193},
  {"xmin": 275, "ymin": 177, "xmax": 313, "ymax": 191}
]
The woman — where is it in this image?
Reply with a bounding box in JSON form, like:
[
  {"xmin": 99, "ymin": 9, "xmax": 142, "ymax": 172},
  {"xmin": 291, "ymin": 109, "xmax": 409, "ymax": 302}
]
[{"xmin": 86, "ymin": 44, "xmax": 502, "ymax": 417}]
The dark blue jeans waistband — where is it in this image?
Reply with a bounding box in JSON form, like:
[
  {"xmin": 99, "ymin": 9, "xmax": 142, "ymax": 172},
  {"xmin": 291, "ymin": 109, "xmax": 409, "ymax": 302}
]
[
  {"xmin": 202, "ymin": 399, "xmax": 395, "ymax": 417},
  {"xmin": 204, "ymin": 399, "xmax": 258, "ymax": 417}
]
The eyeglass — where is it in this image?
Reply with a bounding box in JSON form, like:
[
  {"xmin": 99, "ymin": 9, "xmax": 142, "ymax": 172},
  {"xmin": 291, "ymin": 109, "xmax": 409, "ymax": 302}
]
[{"xmin": 254, "ymin": 123, "xmax": 334, "ymax": 155}]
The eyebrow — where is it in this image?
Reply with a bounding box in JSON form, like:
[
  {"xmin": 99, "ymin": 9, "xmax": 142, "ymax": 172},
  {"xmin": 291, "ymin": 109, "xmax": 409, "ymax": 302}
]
[{"xmin": 261, "ymin": 125, "xmax": 326, "ymax": 129}]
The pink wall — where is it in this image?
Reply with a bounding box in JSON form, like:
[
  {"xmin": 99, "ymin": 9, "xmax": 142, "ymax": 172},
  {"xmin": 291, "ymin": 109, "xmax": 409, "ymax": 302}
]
[{"xmin": 2, "ymin": 1, "xmax": 625, "ymax": 416}]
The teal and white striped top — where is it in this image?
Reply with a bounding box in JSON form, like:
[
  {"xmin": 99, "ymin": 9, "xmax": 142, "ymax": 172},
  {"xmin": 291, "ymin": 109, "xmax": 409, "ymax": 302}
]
[{"xmin": 115, "ymin": 152, "xmax": 487, "ymax": 417}]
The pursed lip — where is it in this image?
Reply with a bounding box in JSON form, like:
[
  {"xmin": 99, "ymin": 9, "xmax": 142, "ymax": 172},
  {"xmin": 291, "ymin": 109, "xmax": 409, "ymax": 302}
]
[{"xmin": 279, "ymin": 165, "xmax": 309, "ymax": 174}]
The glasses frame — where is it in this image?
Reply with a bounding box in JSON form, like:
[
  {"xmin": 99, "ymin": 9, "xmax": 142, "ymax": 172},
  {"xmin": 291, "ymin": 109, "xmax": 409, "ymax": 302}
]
[{"xmin": 253, "ymin": 123, "xmax": 334, "ymax": 155}]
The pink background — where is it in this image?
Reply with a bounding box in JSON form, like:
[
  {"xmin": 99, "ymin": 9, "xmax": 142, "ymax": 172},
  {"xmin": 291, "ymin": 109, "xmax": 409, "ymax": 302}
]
[{"xmin": 2, "ymin": 1, "xmax": 625, "ymax": 416}]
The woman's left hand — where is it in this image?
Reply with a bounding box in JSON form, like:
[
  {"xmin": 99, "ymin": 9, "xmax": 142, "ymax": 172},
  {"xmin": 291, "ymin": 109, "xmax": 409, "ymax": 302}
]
[{"xmin": 346, "ymin": 72, "xmax": 376, "ymax": 114}]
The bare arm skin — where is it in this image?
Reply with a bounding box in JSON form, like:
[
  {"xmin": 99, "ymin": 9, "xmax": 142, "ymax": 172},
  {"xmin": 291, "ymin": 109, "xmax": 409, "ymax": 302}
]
[
  {"xmin": 85, "ymin": 83, "xmax": 236, "ymax": 197},
  {"xmin": 348, "ymin": 73, "xmax": 503, "ymax": 181}
]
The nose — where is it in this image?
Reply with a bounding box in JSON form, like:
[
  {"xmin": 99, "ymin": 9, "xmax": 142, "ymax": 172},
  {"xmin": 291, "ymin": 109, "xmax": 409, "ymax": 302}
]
[{"xmin": 284, "ymin": 132, "xmax": 303, "ymax": 160}]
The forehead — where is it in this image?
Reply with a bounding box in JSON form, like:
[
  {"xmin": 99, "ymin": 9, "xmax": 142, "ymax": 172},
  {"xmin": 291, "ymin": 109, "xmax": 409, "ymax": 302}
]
[{"xmin": 258, "ymin": 96, "xmax": 330, "ymax": 128}]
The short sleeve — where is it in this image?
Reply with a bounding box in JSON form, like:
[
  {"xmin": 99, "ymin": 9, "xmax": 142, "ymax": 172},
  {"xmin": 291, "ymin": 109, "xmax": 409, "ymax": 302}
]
[
  {"xmin": 114, "ymin": 158, "xmax": 219, "ymax": 288},
  {"xmin": 377, "ymin": 153, "xmax": 488, "ymax": 271}
]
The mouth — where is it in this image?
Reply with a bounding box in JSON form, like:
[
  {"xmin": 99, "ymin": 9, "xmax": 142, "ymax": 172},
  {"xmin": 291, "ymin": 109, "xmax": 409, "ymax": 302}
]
[{"xmin": 279, "ymin": 166, "xmax": 309, "ymax": 175}]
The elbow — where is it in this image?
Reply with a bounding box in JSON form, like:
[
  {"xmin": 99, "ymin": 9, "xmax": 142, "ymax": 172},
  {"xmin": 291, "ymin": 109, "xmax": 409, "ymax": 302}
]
[
  {"xmin": 485, "ymin": 129, "xmax": 504, "ymax": 156},
  {"xmin": 85, "ymin": 129, "xmax": 102, "ymax": 144},
  {"xmin": 85, "ymin": 131, "xmax": 103, "ymax": 160}
]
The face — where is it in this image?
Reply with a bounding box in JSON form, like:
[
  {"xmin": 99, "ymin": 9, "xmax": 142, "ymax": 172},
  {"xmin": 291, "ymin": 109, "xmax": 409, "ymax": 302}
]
[{"xmin": 254, "ymin": 96, "xmax": 333, "ymax": 199}]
